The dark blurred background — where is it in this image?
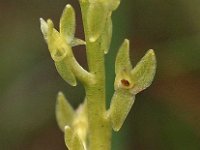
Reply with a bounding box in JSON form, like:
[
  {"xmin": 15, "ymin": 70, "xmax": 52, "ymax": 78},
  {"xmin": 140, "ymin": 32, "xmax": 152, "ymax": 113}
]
[{"xmin": 0, "ymin": 0, "xmax": 200, "ymax": 150}]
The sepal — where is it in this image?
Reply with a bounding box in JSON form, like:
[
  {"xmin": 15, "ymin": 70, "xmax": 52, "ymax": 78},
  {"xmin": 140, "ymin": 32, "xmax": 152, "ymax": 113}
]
[
  {"xmin": 87, "ymin": 2, "xmax": 108, "ymax": 42},
  {"xmin": 60, "ymin": 4, "xmax": 76, "ymax": 44},
  {"xmin": 56, "ymin": 92, "xmax": 75, "ymax": 131},
  {"xmin": 40, "ymin": 18, "xmax": 48, "ymax": 42},
  {"xmin": 55, "ymin": 59, "xmax": 77, "ymax": 86},
  {"xmin": 110, "ymin": 89, "xmax": 135, "ymax": 131},
  {"xmin": 130, "ymin": 49, "xmax": 156, "ymax": 94},
  {"xmin": 101, "ymin": 16, "xmax": 112, "ymax": 54},
  {"xmin": 64, "ymin": 126, "xmax": 85, "ymax": 150},
  {"xmin": 115, "ymin": 39, "xmax": 132, "ymax": 74}
]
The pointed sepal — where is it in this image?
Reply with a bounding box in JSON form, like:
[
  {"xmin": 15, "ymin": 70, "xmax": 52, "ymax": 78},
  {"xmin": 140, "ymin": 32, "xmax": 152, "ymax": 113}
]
[
  {"xmin": 56, "ymin": 92, "xmax": 75, "ymax": 131},
  {"xmin": 130, "ymin": 49, "xmax": 156, "ymax": 94},
  {"xmin": 87, "ymin": 3, "xmax": 108, "ymax": 42},
  {"xmin": 60, "ymin": 4, "xmax": 76, "ymax": 44},
  {"xmin": 55, "ymin": 59, "xmax": 77, "ymax": 86},
  {"xmin": 115, "ymin": 39, "xmax": 132, "ymax": 74},
  {"xmin": 40, "ymin": 18, "xmax": 48, "ymax": 42},
  {"xmin": 110, "ymin": 89, "xmax": 135, "ymax": 131},
  {"xmin": 64, "ymin": 126, "xmax": 85, "ymax": 150}
]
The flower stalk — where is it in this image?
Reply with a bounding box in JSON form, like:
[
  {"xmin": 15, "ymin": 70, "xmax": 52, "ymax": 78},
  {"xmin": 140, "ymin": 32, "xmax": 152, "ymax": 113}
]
[{"xmin": 40, "ymin": 0, "xmax": 156, "ymax": 150}]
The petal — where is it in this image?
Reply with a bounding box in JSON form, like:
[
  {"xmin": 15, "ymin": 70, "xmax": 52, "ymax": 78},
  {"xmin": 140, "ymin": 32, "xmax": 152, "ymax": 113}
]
[
  {"xmin": 87, "ymin": 2, "xmax": 108, "ymax": 42},
  {"xmin": 56, "ymin": 92, "xmax": 75, "ymax": 131},
  {"xmin": 115, "ymin": 39, "xmax": 132, "ymax": 74},
  {"xmin": 64, "ymin": 126, "xmax": 85, "ymax": 150},
  {"xmin": 55, "ymin": 58, "xmax": 77, "ymax": 86},
  {"xmin": 110, "ymin": 89, "xmax": 135, "ymax": 131},
  {"xmin": 101, "ymin": 15, "xmax": 112, "ymax": 54},
  {"xmin": 71, "ymin": 38, "xmax": 86, "ymax": 47},
  {"xmin": 40, "ymin": 18, "xmax": 48, "ymax": 42},
  {"xmin": 130, "ymin": 49, "xmax": 156, "ymax": 94},
  {"xmin": 60, "ymin": 4, "xmax": 76, "ymax": 43}
]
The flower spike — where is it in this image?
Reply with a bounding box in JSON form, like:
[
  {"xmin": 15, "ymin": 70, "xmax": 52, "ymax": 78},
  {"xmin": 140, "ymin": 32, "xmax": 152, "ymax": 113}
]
[{"xmin": 40, "ymin": 1, "xmax": 157, "ymax": 149}]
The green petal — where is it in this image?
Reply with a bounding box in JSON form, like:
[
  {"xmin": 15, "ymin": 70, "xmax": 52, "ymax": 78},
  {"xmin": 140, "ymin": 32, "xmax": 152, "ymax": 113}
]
[
  {"xmin": 64, "ymin": 126, "xmax": 73, "ymax": 149},
  {"xmin": 60, "ymin": 4, "xmax": 76, "ymax": 44},
  {"xmin": 101, "ymin": 16, "xmax": 112, "ymax": 54},
  {"xmin": 40, "ymin": 18, "xmax": 48, "ymax": 42},
  {"xmin": 110, "ymin": 89, "xmax": 135, "ymax": 131},
  {"xmin": 71, "ymin": 132, "xmax": 85, "ymax": 150},
  {"xmin": 64, "ymin": 126, "xmax": 85, "ymax": 150},
  {"xmin": 47, "ymin": 19, "xmax": 68, "ymax": 62},
  {"xmin": 56, "ymin": 92, "xmax": 75, "ymax": 131},
  {"xmin": 47, "ymin": 19, "xmax": 54, "ymax": 45},
  {"xmin": 87, "ymin": 2, "xmax": 108, "ymax": 42},
  {"xmin": 115, "ymin": 39, "xmax": 132, "ymax": 74},
  {"xmin": 71, "ymin": 38, "xmax": 86, "ymax": 47},
  {"xmin": 55, "ymin": 58, "xmax": 77, "ymax": 86},
  {"xmin": 130, "ymin": 49, "xmax": 156, "ymax": 94}
]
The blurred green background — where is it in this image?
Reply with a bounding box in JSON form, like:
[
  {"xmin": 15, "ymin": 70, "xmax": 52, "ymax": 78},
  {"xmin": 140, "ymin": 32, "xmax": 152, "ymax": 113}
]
[{"xmin": 0, "ymin": 0, "xmax": 200, "ymax": 149}]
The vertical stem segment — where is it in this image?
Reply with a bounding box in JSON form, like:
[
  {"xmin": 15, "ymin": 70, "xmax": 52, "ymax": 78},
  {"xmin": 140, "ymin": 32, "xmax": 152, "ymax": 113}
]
[{"xmin": 80, "ymin": 2, "xmax": 112, "ymax": 150}]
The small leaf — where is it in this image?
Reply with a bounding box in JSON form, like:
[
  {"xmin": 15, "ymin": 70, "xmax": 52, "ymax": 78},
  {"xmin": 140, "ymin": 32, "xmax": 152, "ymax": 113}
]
[
  {"xmin": 130, "ymin": 49, "xmax": 156, "ymax": 94},
  {"xmin": 110, "ymin": 89, "xmax": 135, "ymax": 131},
  {"xmin": 55, "ymin": 58, "xmax": 77, "ymax": 86},
  {"xmin": 56, "ymin": 92, "xmax": 75, "ymax": 131},
  {"xmin": 87, "ymin": 2, "xmax": 108, "ymax": 42},
  {"xmin": 40, "ymin": 18, "xmax": 48, "ymax": 42},
  {"xmin": 101, "ymin": 16, "xmax": 112, "ymax": 54},
  {"xmin": 115, "ymin": 39, "xmax": 132, "ymax": 74},
  {"xmin": 64, "ymin": 126, "xmax": 85, "ymax": 150},
  {"xmin": 60, "ymin": 4, "xmax": 76, "ymax": 44}
]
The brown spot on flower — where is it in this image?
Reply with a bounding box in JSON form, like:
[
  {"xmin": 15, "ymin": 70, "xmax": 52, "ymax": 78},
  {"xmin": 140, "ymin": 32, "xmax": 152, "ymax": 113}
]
[{"xmin": 121, "ymin": 79, "xmax": 130, "ymax": 87}]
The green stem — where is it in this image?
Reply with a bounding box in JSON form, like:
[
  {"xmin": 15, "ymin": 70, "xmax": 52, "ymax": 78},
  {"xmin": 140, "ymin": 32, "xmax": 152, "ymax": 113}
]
[{"xmin": 80, "ymin": 2, "xmax": 112, "ymax": 150}]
